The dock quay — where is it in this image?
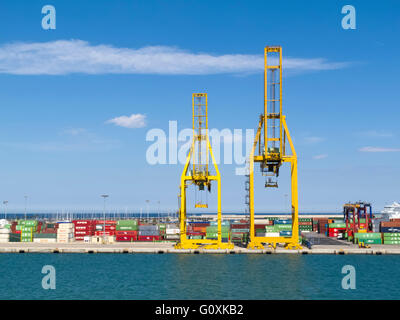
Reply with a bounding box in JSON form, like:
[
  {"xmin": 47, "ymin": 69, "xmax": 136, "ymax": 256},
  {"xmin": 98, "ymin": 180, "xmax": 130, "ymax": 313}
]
[{"xmin": 1, "ymin": 242, "xmax": 400, "ymax": 254}]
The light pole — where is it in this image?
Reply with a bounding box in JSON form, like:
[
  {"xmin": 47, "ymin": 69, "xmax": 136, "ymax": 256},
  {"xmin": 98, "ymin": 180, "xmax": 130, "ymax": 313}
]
[
  {"xmin": 146, "ymin": 200, "xmax": 150, "ymax": 222},
  {"xmin": 101, "ymin": 195, "xmax": 109, "ymax": 240},
  {"xmin": 3, "ymin": 201, "xmax": 8, "ymax": 220},
  {"xmin": 157, "ymin": 200, "xmax": 160, "ymax": 222},
  {"xmin": 24, "ymin": 195, "xmax": 28, "ymax": 220},
  {"xmin": 284, "ymin": 194, "xmax": 288, "ymax": 213}
]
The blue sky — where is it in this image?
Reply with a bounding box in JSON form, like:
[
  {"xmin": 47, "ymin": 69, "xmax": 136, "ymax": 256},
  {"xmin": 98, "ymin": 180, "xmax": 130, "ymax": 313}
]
[{"xmin": 0, "ymin": 0, "xmax": 399, "ymax": 213}]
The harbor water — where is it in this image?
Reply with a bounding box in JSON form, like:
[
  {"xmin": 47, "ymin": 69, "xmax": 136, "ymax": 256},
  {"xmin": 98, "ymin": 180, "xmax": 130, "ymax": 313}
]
[{"xmin": 0, "ymin": 254, "xmax": 399, "ymax": 300}]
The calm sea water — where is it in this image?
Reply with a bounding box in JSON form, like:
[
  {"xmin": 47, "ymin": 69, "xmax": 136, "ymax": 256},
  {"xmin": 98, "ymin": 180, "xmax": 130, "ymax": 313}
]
[{"xmin": 0, "ymin": 254, "xmax": 399, "ymax": 300}]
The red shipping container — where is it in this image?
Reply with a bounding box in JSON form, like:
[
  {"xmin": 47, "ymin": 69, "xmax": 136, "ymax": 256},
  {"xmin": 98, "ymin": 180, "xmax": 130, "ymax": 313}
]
[
  {"xmin": 73, "ymin": 220, "xmax": 92, "ymax": 225},
  {"xmin": 94, "ymin": 231, "xmax": 115, "ymax": 236},
  {"xmin": 116, "ymin": 230, "xmax": 137, "ymax": 236},
  {"xmin": 192, "ymin": 226, "xmax": 207, "ymax": 232},
  {"xmin": 96, "ymin": 220, "xmax": 117, "ymax": 225},
  {"xmin": 186, "ymin": 231, "xmax": 205, "ymax": 236},
  {"xmin": 74, "ymin": 230, "xmax": 93, "ymax": 235},
  {"xmin": 138, "ymin": 235, "xmax": 161, "ymax": 241},
  {"xmin": 75, "ymin": 225, "xmax": 94, "ymax": 230},
  {"xmin": 116, "ymin": 235, "xmax": 136, "ymax": 242}
]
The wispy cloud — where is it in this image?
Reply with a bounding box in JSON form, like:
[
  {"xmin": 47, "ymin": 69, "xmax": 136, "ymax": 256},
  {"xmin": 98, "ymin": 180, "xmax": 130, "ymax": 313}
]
[
  {"xmin": 0, "ymin": 128, "xmax": 120, "ymax": 152},
  {"xmin": 61, "ymin": 128, "xmax": 87, "ymax": 136},
  {"xmin": 106, "ymin": 114, "xmax": 146, "ymax": 128},
  {"xmin": 359, "ymin": 146, "xmax": 400, "ymax": 152},
  {"xmin": 0, "ymin": 40, "xmax": 349, "ymax": 76},
  {"xmin": 304, "ymin": 136, "xmax": 325, "ymax": 144},
  {"xmin": 313, "ymin": 154, "xmax": 328, "ymax": 160},
  {"xmin": 356, "ymin": 130, "xmax": 394, "ymax": 138}
]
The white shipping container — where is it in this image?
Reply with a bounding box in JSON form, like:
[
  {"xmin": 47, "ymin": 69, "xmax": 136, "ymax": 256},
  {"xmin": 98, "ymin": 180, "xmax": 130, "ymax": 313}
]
[
  {"xmin": 57, "ymin": 239, "xmax": 71, "ymax": 243},
  {"xmin": 0, "ymin": 228, "xmax": 10, "ymax": 234},
  {"xmin": 57, "ymin": 234, "xmax": 74, "ymax": 240},
  {"xmin": 58, "ymin": 223, "xmax": 74, "ymax": 229},
  {"xmin": 91, "ymin": 236, "xmax": 102, "ymax": 243},
  {"xmin": 264, "ymin": 232, "xmax": 280, "ymax": 237},
  {"xmin": 33, "ymin": 238, "xmax": 57, "ymax": 243},
  {"xmin": 166, "ymin": 228, "xmax": 180, "ymax": 235},
  {"xmin": 0, "ymin": 239, "xmax": 9, "ymax": 243}
]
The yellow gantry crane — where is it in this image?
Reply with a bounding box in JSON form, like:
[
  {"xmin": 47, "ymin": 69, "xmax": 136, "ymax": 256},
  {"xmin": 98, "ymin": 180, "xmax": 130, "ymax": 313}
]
[
  {"xmin": 175, "ymin": 93, "xmax": 234, "ymax": 249},
  {"xmin": 247, "ymin": 46, "xmax": 301, "ymax": 250}
]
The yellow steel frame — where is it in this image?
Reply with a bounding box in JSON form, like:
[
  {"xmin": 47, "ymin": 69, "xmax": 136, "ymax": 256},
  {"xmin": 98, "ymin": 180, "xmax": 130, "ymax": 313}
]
[
  {"xmin": 175, "ymin": 93, "xmax": 234, "ymax": 249},
  {"xmin": 247, "ymin": 46, "xmax": 301, "ymax": 250}
]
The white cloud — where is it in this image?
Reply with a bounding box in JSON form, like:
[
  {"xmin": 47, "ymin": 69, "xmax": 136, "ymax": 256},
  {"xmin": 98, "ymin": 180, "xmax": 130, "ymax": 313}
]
[
  {"xmin": 61, "ymin": 128, "xmax": 87, "ymax": 136},
  {"xmin": 313, "ymin": 154, "xmax": 328, "ymax": 160},
  {"xmin": 106, "ymin": 114, "xmax": 146, "ymax": 128},
  {"xmin": 359, "ymin": 146, "xmax": 400, "ymax": 152},
  {"xmin": 357, "ymin": 130, "xmax": 394, "ymax": 138},
  {"xmin": 304, "ymin": 136, "xmax": 325, "ymax": 144},
  {"xmin": 0, "ymin": 40, "xmax": 349, "ymax": 75}
]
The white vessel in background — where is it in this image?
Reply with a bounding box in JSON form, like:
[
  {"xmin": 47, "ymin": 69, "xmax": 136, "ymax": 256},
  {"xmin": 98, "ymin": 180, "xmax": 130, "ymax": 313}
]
[{"xmin": 381, "ymin": 202, "xmax": 400, "ymax": 220}]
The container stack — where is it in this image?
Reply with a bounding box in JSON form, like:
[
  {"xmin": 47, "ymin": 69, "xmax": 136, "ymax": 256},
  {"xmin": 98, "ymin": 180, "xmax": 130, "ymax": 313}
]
[
  {"xmin": 57, "ymin": 222, "xmax": 74, "ymax": 243},
  {"xmin": 187, "ymin": 221, "xmax": 209, "ymax": 240},
  {"xmin": 275, "ymin": 219, "xmax": 293, "ymax": 237},
  {"xmin": 94, "ymin": 220, "xmax": 116, "ymax": 237},
  {"xmin": 116, "ymin": 220, "xmax": 138, "ymax": 242},
  {"xmin": 205, "ymin": 225, "xmax": 230, "ymax": 242},
  {"xmin": 0, "ymin": 226, "xmax": 10, "ymax": 243},
  {"xmin": 165, "ymin": 225, "xmax": 180, "ymax": 241},
  {"xmin": 21, "ymin": 226, "xmax": 34, "ymax": 242},
  {"xmin": 33, "ymin": 222, "xmax": 58, "ymax": 243},
  {"xmin": 327, "ymin": 222, "xmax": 346, "ymax": 238},
  {"xmin": 314, "ymin": 218, "xmax": 329, "ymax": 234},
  {"xmin": 354, "ymin": 232, "xmax": 382, "ymax": 245},
  {"xmin": 138, "ymin": 224, "xmax": 160, "ymax": 241},
  {"xmin": 73, "ymin": 220, "xmax": 95, "ymax": 241},
  {"xmin": 230, "ymin": 222, "xmax": 249, "ymax": 243},
  {"xmin": 380, "ymin": 221, "xmax": 400, "ymax": 233},
  {"xmin": 299, "ymin": 218, "xmax": 313, "ymax": 232},
  {"xmin": 383, "ymin": 233, "xmax": 400, "ymax": 245}
]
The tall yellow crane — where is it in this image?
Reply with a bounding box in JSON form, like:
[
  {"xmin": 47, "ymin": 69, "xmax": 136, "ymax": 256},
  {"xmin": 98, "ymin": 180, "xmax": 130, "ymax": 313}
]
[
  {"xmin": 175, "ymin": 93, "xmax": 234, "ymax": 249},
  {"xmin": 247, "ymin": 46, "xmax": 301, "ymax": 250}
]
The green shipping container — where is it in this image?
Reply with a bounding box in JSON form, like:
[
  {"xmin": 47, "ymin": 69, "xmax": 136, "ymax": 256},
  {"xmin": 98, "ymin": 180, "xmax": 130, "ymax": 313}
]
[
  {"xmin": 383, "ymin": 233, "xmax": 400, "ymax": 238},
  {"xmin": 116, "ymin": 225, "xmax": 138, "ymax": 231},
  {"xmin": 33, "ymin": 233, "xmax": 57, "ymax": 239},
  {"xmin": 357, "ymin": 239, "xmax": 382, "ymax": 244},
  {"xmin": 274, "ymin": 224, "xmax": 292, "ymax": 230},
  {"xmin": 328, "ymin": 223, "xmax": 346, "ymax": 228},
  {"xmin": 354, "ymin": 232, "xmax": 381, "ymax": 240},
  {"xmin": 21, "ymin": 220, "xmax": 37, "ymax": 227},
  {"xmin": 116, "ymin": 220, "xmax": 138, "ymax": 226},
  {"xmin": 206, "ymin": 226, "xmax": 230, "ymax": 233},
  {"xmin": 21, "ymin": 232, "xmax": 32, "ymax": 237},
  {"xmin": 231, "ymin": 228, "xmax": 249, "ymax": 233},
  {"xmin": 206, "ymin": 233, "xmax": 229, "ymax": 239},
  {"xmin": 384, "ymin": 240, "xmax": 400, "ymax": 244}
]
